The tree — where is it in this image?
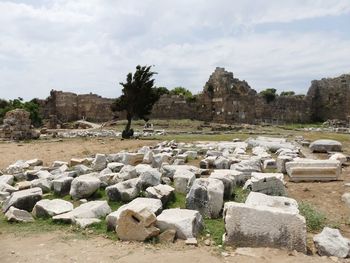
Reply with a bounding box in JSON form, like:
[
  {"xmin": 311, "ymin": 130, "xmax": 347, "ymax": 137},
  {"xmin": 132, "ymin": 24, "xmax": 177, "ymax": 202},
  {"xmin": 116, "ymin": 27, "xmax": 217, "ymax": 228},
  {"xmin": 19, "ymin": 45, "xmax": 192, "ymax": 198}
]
[
  {"xmin": 112, "ymin": 65, "xmax": 160, "ymax": 138},
  {"xmin": 259, "ymin": 88, "xmax": 277, "ymax": 103},
  {"xmin": 280, "ymin": 91, "xmax": 295, "ymax": 96},
  {"xmin": 169, "ymin": 86, "xmax": 195, "ymax": 102}
]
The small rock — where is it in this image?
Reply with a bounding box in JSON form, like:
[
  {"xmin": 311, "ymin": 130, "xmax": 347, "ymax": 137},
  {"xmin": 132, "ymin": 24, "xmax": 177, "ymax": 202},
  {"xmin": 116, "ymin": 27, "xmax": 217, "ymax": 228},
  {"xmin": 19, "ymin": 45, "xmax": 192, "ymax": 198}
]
[
  {"xmin": 185, "ymin": 238, "xmax": 198, "ymax": 246},
  {"xmin": 158, "ymin": 229, "xmax": 176, "ymax": 243}
]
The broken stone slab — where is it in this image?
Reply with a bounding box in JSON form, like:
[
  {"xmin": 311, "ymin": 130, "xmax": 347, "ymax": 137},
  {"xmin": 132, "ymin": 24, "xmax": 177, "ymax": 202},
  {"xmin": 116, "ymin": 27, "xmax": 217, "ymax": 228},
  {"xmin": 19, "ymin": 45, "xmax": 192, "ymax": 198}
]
[
  {"xmin": 309, "ymin": 139, "xmax": 342, "ymax": 153},
  {"xmin": 329, "ymin": 153, "xmax": 347, "ymax": 166},
  {"xmin": 52, "ymin": 200, "xmax": 111, "ymax": 223},
  {"xmin": 209, "ymin": 171, "xmax": 236, "ymax": 199},
  {"xmin": 5, "ymin": 160, "xmax": 30, "ymax": 175},
  {"xmin": 69, "ymin": 158, "xmax": 91, "ymax": 167},
  {"xmin": 184, "ymin": 150, "xmax": 198, "ymax": 159},
  {"xmin": 75, "ymin": 218, "xmax": 101, "ymax": 229},
  {"xmin": 313, "ymin": 227, "xmax": 350, "ymax": 258},
  {"xmin": 5, "ymin": 206, "xmax": 34, "ymax": 222},
  {"xmin": 2, "ymin": 187, "xmax": 43, "ymax": 213},
  {"xmin": 98, "ymin": 173, "xmax": 117, "ymax": 187},
  {"xmin": 0, "ymin": 174, "xmax": 14, "ymax": 185},
  {"xmin": 156, "ymin": 208, "xmax": 204, "ymax": 240},
  {"xmin": 214, "ymin": 156, "xmax": 231, "ymax": 169},
  {"xmin": 25, "ymin": 159, "xmax": 43, "ymax": 167},
  {"xmin": 245, "ymin": 192, "xmax": 299, "ymax": 214},
  {"xmin": 52, "ymin": 161, "xmax": 68, "ymax": 168},
  {"xmin": 230, "ymin": 157, "xmax": 262, "ymax": 176},
  {"xmin": 138, "ymin": 168, "xmax": 162, "ymax": 189},
  {"xmin": 122, "ymin": 153, "xmax": 144, "ymax": 166},
  {"xmin": 52, "ymin": 176, "xmax": 74, "ymax": 196},
  {"xmin": 73, "ymin": 164, "xmax": 92, "ymax": 175},
  {"xmin": 243, "ymin": 172, "xmax": 286, "ymax": 196},
  {"xmin": 106, "ymin": 178, "xmax": 140, "ymax": 202},
  {"xmin": 106, "ymin": 197, "xmax": 162, "ymax": 231},
  {"xmin": 286, "ymin": 158, "xmax": 341, "ymax": 182},
  {"xmin": 32, "ymin": 199, "xmax": 74, "ymax": 218},
  {"xmin": 69, "ymin": 175, "xmax": 101, "ymax": 200},
  {"xmin": 186, "ymin": 178, "xmax": 224, "ymax": 219},
  {"xmin": 0, "ymin": 182, "xmax": 17, "ymax": 193},
  {"xmin": 0, "ymin": 191, "xmax": 10, "ymax": 203},
  {"xmin": 116, "ymin": 207, "xmax": 159, "ymax": 241},
  {"xmin": 247, "ymin": 137, "xmax": 296, "ymax": 152},
  {"xmin": 91, "ymin": 154, "xmax": 107, "ymax": 171},
  {"xmin": 107, "ymin": 162, "xmax": 124, "ymax": 173},
  {"xmin": 173, "ymin": 169, "xmax": 196, "ymax": 194},
  {"xmin": 145, "ymin": 184, "xmax": 175, "ymax": 205},
  {"xmin": 158, "ymin": 229, "xmax": 176, "ymax": 243},
  {"xmin": 161, "ymin": 165, "xmax": 201, "ymax": 179},
  {"xmin": 30, "ymin": 178, "xmax": 52, "ymax": 193},
  {"xmin": 152, "ymin": 153, "xmax": 172, "ymax": 168},
  {"xmin": 223, "ymin": 202, "xmax": 306, "ymax": 253},
  {"xmin": 15, "ymin": 181, "xmax": 31, "ymax": 190},
  {"xmin": 276, "ymin": 155, "xmax": 294, "ymax": 174}
]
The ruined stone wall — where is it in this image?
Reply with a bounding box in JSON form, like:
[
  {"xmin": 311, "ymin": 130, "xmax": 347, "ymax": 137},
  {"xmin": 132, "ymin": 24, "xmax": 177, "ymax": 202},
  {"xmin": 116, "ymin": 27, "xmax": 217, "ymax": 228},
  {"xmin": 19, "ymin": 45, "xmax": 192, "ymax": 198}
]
[
  {"xmin": 306, "ymin": 74, "xmax": 350, "ymax": 122},
  {"xmin": 37, "ymin": 69, "xmax": 350, "ymax": 125}
]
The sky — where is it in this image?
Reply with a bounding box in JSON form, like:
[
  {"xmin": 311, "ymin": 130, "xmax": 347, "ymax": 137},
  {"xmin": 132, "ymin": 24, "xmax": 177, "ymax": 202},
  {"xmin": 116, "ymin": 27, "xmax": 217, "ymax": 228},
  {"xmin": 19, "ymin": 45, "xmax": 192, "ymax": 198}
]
[{"xmin": 0, "ymin": 0, "xmax": 350, "ymax": 100}]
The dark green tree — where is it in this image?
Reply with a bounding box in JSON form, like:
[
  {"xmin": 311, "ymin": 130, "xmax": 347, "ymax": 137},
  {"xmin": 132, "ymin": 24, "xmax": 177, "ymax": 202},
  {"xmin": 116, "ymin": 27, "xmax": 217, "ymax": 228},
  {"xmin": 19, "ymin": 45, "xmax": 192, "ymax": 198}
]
[
  {"xmin": 260, "ymin": 88, "xmax": 277, "ymax": 103},
  {"xmin": 280, "ymin": 91, "xmax": 295, "ymax": 96},
  {"xmin": 112, "ymin": 65, "xmax": 160, "ymax": 138}
]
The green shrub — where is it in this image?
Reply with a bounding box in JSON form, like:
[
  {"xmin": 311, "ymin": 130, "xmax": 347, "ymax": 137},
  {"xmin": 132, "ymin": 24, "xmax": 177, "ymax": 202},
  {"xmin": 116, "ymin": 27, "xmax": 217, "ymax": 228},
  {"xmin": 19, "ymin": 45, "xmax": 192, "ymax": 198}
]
[{"xmin": 299, "ymin": 202, "xmax": 326, "ymax": 232}]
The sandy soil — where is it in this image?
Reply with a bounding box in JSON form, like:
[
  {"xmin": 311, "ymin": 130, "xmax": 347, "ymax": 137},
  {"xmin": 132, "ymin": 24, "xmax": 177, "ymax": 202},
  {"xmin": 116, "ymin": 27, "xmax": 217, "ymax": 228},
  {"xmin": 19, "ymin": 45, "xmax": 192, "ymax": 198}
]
[
  {"xmin": 0, "ymin": 231, "xmax": 336, "ymax": 263},
  {"xmin": 0, "ymin": 138, "xmax": 157, "ymax": 169}
]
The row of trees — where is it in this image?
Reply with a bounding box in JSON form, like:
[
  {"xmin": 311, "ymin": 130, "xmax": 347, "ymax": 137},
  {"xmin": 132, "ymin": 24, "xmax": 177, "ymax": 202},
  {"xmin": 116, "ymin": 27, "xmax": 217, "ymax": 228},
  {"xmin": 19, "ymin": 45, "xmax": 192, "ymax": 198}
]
[
  {"xmin": 259, "ymin": 88, "xmax": 301, "ymax": 103},
  {"xmin": 0, "ymin": 98, "xmax": 42, "ymax": 127}
]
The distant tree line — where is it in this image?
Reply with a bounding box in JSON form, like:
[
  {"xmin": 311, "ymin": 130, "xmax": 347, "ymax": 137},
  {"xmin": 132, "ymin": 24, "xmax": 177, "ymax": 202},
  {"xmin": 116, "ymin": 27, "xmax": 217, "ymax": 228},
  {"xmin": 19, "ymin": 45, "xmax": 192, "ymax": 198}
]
[
  {"xmin": 0, "ymin": 97, "xmax": 42, "ymax": 127},
  {"xmin": 259, "ymin": 88, "xmax": 303, "ymax": 103}
]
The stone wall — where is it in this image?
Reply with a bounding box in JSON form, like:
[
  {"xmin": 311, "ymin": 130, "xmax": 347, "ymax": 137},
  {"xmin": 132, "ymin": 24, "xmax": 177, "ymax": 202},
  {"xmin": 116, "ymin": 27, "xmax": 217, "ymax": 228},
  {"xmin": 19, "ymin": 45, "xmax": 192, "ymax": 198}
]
[{"xmin": 38, "ymin": 69, "xmax": 350, "ymax": 125}]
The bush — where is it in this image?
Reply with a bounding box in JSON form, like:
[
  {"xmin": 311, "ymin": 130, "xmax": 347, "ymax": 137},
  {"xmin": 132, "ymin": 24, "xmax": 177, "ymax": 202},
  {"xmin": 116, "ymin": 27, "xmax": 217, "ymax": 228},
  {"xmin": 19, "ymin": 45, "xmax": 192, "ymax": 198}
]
[
  {"xmin": 299, "ymin": 202, "xmax": 326, "ymax": 232},
  {"xmin": 259, "ymin": 88, "xmax": 277, "ymax": 103}
]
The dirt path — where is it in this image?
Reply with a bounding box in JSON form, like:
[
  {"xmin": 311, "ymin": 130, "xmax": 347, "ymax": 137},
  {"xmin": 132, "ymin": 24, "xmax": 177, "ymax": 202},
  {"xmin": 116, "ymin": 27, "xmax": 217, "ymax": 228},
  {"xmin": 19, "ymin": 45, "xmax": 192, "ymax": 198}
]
[
  {"xmin": 0, "ymin": 231, "xmax": 336, "ymax": 263},
  {"xmin": 0, "ymin": 138, "xmax": 157, "ymax": 169}
]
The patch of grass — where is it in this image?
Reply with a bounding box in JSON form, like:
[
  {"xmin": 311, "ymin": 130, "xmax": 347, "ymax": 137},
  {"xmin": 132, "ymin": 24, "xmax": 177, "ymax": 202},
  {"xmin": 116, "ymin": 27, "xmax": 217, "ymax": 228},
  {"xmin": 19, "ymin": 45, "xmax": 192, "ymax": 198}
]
[
  {"xmin": 233, "ymin": 187, "xmax": 250, "ymax": 203},
  {"xmin": 166, "ymin": 192, "xmax": 186, "ymax": 209},
  {"xmin": 299, "ymin": 202, "xmax": 326, "ymax": 232},
  {"xmin": 203, "ymin": 218, "xmax": 225, "ymax": 245}
]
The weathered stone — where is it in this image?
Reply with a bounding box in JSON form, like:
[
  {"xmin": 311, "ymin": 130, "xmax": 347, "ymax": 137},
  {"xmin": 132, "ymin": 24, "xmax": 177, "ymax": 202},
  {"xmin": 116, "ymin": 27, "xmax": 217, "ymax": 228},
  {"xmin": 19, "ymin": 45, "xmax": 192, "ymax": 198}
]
[
  {"xmin": 186, "ymin": 178, "xmax": 224, "ymax": 218},
  {"xmin": 69, "ymin": 158, "xmax": 91, "ymax": 167},
  {"xmin": 32, "ymin": 199, "xmax": 74, "ymax": 218},
  {"xmin": 230, "ymin": 158, "xmax": 262, "ymax": 177},
  {"xmin": 69, "ymin": 175, "xmax": 101, "ymax": 200},
  {"xmin": 209, "ymin": 171, "xmax": 235, "ymax": 199},
  {"xmin": 30, "ymin": 178, "xmax": 52, "ymax": 193},
  {"xmin": 277, "ymin": 155, "xmax": 294, "ymax": 173},
  {"xmin": 2, "ymin": 187, "xmax": 43, "ymax": 212},
  {"xmin": 111, "ymin": 165, "xmax": 138, "ymax": 183},
  {"xmin": 313, "ymin": 227, "xmax": 350, "ymax": 258},
  {"xmin": 106, "ymin": 197, "xmax": 162, "ymax": 231},
  {"xmin": 106, "ymin": 178, "xmax": 140, "ymax": 202},
  {"xmin": 173, "ymin": 169, "xmax": 196, "ymax": 194},
  {"xmin": 5, "ymin": 206, "xmax": 34, "ymax": 222},
  {"xmin": 145, "ymin": 184, "xmax": 175, "ymax": 205},
  {"xmin": 247, "ymin": 137, "xmax": 296, "ymax": 152},
  {"xmin": 0, "ymin": 174, "xmax": 14, "ymax": 185},
  {"xmin": 245, "ymin": 192, "xmax": 299, "ymax": 214},
  {"xmin": 75, "ymin": 218, "xmax": 101, "ymax": 229},
  {"xmin": 341, "ymin": 193, "xmax": 350, "ymax": 209},
  {"xmin": 156, "ymin": 208, "xmax": 204, "ymax": 239},
  {"xmin": 73, "ymin": 164, "xmax": 92, "ymax": 175},
  {"xmin": 152, "ymin": 153, "xmax": 172, "ymax": 168},
  {"xmin": 122, "ymin": 153, "xmax": 144, "ymax": 166},
  {"xmin": 52, "ymin": 161, "xmax": 68, "ymax": 168},
  {"xmin": 116, "ymin": 208, "xmax": 159, "ymax": 241},
  {"xmin": 330, "ymin": 153, "xmax": 347, "ymax": 166},
  {"xmin": 52, "ymin": 176, "xmax": 74, "ymax": 196},
  {"xmin": 25, "ymin": 159, "xmax": 43, "ymax": 167},
  {"xmin": 243, "ymin": 172, "xmax": 286, "ymax": 196},
  {"xmin": 223, "ymin": 202, "xmax": 306, "ymax": 253},
  {"xmin": 310, "ymin": 139, "xmax": 342, "ymax": 153},
  {"xmin": 5, "ymin": 160, "xmax": 29, "ymax": 175},
  {"xmin": 107, "ymin": 162, "xmax": 124, "ymax": 172},
  {"xmin": 52, "ymin": 200, "xmax": 111, "ymax": 223},
  {"xmin": 214, "ymin": 156, "xmax": 231, "ymax": 169},
  {"xmin": 138, "ymin": 168, "xmax": 162, "ymax": 189},
  {"xmin": 286, "ymin": 158, "xmax": 341, "ymax": 182},
  {"xmin": 158, "ymin": 229, "xmax": 176, "ymax": 243},
  {"xmin": 15, "ymin": 181, "xmax": 31, "ymax": 190},
  {"xmin": 0, "ymin": 183, "xmax": 17, "ymax": 193},
  {"xmin": 91, "ymin": 154, "xmax": 107, "ymax": 171}
]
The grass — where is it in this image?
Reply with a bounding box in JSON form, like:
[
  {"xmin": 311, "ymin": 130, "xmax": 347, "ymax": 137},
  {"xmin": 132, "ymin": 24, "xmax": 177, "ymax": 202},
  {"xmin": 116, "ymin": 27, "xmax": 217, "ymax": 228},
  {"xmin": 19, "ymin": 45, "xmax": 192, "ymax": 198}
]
[
  {"xmin": 166, "ymin": 192, "xmax": 186, "ymax": 209},
  {"xmin": 233, "ymin": 187, "xmax": 250, "ymax": 203},
  {"xmin": 299, "ymin": 202, "xmax": 326, "ymax": 232},
  {"xmin": 203, "ymin": 218, "xmax": 225, "ymax": 245}
]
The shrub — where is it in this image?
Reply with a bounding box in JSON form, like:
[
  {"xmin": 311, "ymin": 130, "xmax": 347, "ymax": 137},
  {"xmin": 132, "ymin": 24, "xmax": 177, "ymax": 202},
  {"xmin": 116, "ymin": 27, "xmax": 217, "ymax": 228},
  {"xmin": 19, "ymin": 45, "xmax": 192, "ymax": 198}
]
[{"xmin": 299, "ymin": 202, "xmax": 326, "ymax": 232}]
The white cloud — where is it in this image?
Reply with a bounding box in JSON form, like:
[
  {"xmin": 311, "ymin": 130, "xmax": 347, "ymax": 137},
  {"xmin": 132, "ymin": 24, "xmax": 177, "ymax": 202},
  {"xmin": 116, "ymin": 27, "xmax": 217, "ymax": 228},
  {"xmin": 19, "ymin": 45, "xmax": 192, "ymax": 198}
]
[{"xmin": 0, "ymin": 0, "xmax": 349, "ymax": 100}]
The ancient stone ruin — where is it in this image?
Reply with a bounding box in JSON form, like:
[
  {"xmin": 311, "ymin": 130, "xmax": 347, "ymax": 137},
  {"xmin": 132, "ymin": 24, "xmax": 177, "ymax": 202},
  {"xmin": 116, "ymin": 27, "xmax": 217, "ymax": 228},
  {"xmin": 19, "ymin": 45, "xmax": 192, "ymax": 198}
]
[
  {"xmin": 37, "ymin": 68, "xmax": 350, "ymax": 125},
  {"xmin": 0, "ymin": 109, "xmax": 39, "ymax": 141}
]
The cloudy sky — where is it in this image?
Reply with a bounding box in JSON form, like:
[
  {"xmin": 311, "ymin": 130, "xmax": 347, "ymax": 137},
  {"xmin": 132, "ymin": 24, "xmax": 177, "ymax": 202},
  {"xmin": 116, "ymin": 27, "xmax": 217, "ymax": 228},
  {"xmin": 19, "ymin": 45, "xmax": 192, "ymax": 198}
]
[{"xmin": 1, "ymin": 0, "xmax": 350, "ymax": 100}]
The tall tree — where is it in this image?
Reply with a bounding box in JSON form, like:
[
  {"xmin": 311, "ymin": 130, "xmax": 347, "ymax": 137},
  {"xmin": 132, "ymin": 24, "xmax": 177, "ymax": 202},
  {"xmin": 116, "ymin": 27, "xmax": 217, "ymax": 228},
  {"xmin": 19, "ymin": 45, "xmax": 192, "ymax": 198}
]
[{"xmin": 112, "ymin": 65, "xmax": 160, "ymax": 138}]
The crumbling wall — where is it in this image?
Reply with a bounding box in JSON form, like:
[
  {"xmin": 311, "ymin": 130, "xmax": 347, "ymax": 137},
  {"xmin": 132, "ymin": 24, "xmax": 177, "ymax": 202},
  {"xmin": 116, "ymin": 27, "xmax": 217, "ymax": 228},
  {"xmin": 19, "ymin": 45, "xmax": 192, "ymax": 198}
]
[{"xmin": 306, "ymin": 74, "xmax": 350, "ymax": 122}]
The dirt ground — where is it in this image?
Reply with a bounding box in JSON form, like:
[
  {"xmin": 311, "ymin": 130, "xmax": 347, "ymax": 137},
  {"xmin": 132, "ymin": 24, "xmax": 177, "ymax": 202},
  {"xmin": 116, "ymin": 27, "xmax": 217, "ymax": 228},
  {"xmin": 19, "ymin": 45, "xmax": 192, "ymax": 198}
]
[{"xmin": 0, "ymin": 135, "xmax": 350, "ymax": 262}]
